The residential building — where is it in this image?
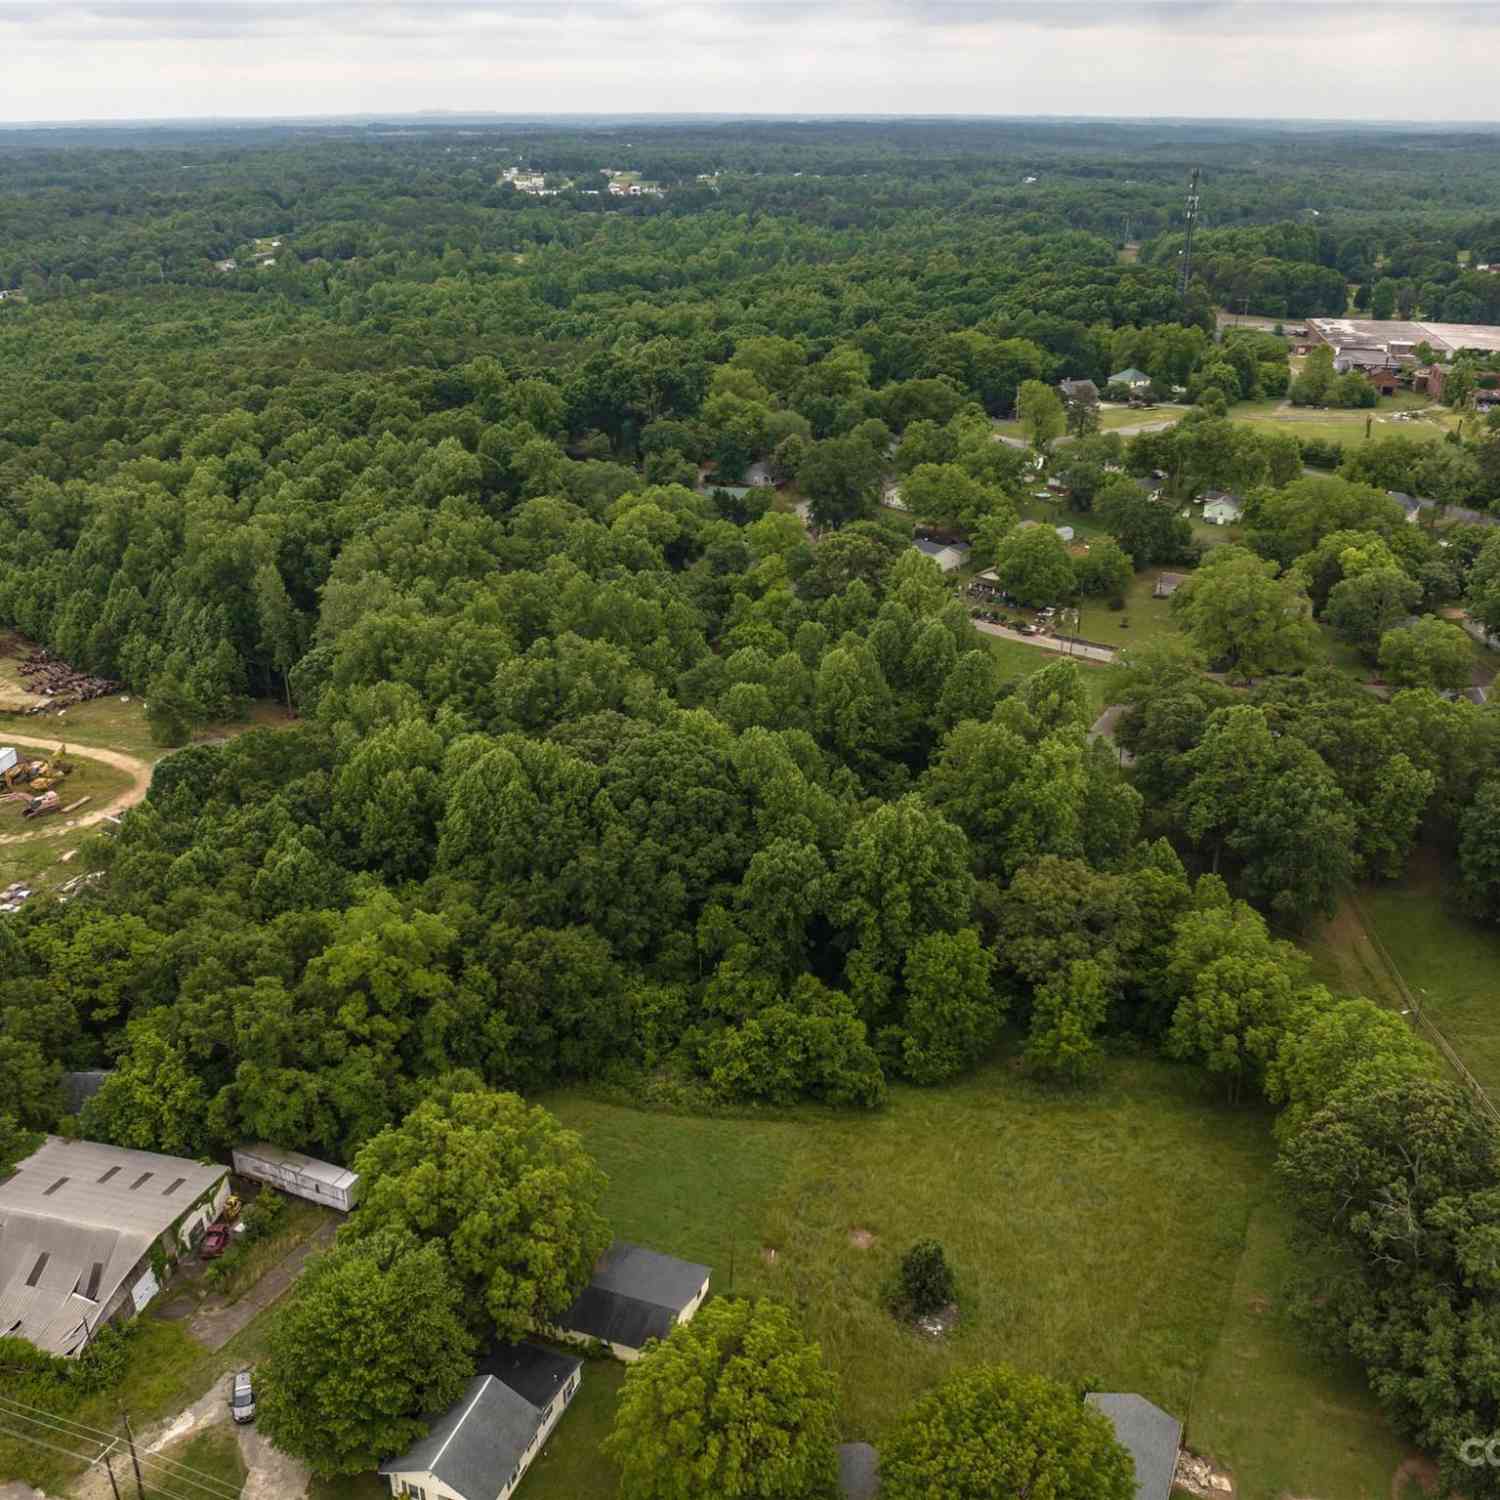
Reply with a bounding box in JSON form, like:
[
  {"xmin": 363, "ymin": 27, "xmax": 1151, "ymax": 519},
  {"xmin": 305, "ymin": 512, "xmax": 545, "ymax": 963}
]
[
  {"xmin": 1059, "ymin": 378, "xmax": 1100, "ymax": 404},
  {"xmin": 212, "ymin": 259, "xmax": 238, "ymax": 273},
  {"xmin": 1107, "ymin": 367, "xmax": 1151, "ymax": 391},
  {"xmin": 911, "ymin": 539, "xmax": 969, "ymax": 574},
  {"xmin": 1084, "ymin": 1393, "xmax": 1182, "ymax": 1500},
  {"xmin": 1201, "ymin": 491, "xmax": 1243, "ymax": 526},
  {"xmin": 380, "ymin": 1344, "xmax": 582, "ymax": 1500},
  {"xmin": 0, "ymin": 1137, "xmax": 230, "ymax": 1355},
  {"xmin": 554, "ymin": 1242, "xmax": 710, "ymax": 1362}
]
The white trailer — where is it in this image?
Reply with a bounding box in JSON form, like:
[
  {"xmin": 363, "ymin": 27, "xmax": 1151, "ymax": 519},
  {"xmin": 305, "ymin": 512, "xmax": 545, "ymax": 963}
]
[
  {"xmin": 0, "ymin": 747, "xmax": 17, "ymax": 777},
  {"xmin": 232, "ymin": 1143, "xmax": 361, "ymax": 1212}
]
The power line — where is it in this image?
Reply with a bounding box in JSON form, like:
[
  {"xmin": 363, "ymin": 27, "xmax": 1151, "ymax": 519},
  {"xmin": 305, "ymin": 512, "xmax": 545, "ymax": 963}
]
[
  {"xmin": 0, "ymin": 1417, "xmax": 206, "ymax": 1500},
  {"xmin": 1178, "ymin": 165, "xmax": 1202, "ymax": 304},
  {"xmin": 0, "ymin": 1392, "xmax": 240, "ymax": 1489},
  {"xmin": 0, "ymin": 1398, "xmax": 242, "ymax": 1500}
]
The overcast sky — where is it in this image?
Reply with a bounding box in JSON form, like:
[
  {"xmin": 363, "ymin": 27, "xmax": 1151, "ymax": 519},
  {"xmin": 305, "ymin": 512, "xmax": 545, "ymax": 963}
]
[{"xmin": 1, "ymin": 1, "xmax": 1497, "ymax": 125}]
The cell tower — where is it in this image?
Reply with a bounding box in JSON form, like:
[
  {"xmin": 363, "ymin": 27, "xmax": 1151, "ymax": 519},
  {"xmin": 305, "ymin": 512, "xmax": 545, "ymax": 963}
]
[{"xmin": 1177, "ymin": 166, "xmax": 1202, "ymax": 302}]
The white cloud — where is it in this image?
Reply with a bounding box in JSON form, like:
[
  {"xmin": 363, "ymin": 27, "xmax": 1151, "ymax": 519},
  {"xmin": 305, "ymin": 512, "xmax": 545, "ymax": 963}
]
[{"xmin": 0, "ymin": 0, "xmax": 1496, "ymax": 120}]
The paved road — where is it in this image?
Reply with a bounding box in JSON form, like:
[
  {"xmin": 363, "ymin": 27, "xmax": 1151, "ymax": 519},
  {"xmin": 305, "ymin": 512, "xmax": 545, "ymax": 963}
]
[
  {"xmin": 1088, "ymin": 704, "xmax": 1136, "ymax": 765},
  {"xmin": 973, "ymin": 619, "xmax": 1117, "ymax": 664},
  {"xmin": 0, "ymin": 733, "xmax": 152, "ymax": 843}
]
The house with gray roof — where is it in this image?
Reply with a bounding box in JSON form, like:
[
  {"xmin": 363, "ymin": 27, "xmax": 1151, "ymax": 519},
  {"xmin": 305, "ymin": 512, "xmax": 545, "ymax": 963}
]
[
  {"xmin": 1084, "ymin": 1393, "xmax": 1182, "ymax": 1500},
  {"xmin": 0, "ymin": 1136, "xmax": 229, "ymax": 1355},
  {"xmin": 912, "ymin": 538, "xmax": 969, "ymax": 573},
  {"xmin": 554, "ymin": 1241, "xmax": 710, "ymax": 1361},
  {"xmin": 838, "ymin": 1442, "xmax": 880, "ymax": 1499},
  {"xmin": 380, "ymin": 1343, "xmax": 582, "ymax": 1500},
  {"xmin": 1108, "ymin": 367, "xmax": 1152, "ymax": 390}
]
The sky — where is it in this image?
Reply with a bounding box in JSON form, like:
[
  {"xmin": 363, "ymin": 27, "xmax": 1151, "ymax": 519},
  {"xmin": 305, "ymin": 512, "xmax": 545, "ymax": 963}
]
[{"xmin": 1, "ymin": 1, "xmax": 1498, "ymax": 125}]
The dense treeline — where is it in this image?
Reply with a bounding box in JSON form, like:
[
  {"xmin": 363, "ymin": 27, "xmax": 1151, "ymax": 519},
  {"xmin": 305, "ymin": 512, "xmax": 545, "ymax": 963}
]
[{"xmin": 4, "ymin": 120, "xmax": 1500, "ymax": 1490}]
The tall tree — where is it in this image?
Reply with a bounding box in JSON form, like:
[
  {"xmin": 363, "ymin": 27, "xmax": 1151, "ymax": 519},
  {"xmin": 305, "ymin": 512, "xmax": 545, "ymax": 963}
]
[
  {"xmin": 347, "ymin": 1086, "xmax": 610, "ymax": 1339},
  {"xmin": 604, "ymin": 1298, "xmax": 840, "ymax": 1500},
  {"xmin": 258, "ymin": 1229, "xmax": 475, "ymax": 1477}
]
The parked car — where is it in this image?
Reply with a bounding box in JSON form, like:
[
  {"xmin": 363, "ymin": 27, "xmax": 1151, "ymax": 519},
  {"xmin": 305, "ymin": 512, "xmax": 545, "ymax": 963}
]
[
  {"xmin": 228, "ymin": 1370, "xmax": 255, "ymax": 1424},
  {"xmin": 199, "ymin": 1223, "xmax": 231, "ymax": 1259}
]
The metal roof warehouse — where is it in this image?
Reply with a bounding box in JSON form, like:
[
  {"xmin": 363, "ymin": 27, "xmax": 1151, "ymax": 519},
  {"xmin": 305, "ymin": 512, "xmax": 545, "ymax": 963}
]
[{"xmin": 0, "ymin": 1137, "xmax": 229, "ymax": 1355}]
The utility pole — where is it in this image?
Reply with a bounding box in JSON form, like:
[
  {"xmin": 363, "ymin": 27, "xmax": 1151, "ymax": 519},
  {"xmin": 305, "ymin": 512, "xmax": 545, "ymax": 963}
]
[
  {"xmin": 1178, "ymin": 167, "xmax": 1202, "ymax": 304},
  {"xmin": 100, "ymin": 1453, "xmax": 123, "ymax": 1500},
  {"xmin": 121, "ymin": 1412, "xmax": 145, "ymax": 1500}
]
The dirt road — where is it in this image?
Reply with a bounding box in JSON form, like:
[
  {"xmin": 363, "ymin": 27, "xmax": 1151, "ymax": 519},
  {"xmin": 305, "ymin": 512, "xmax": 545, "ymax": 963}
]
[{"xmin": 0, "ymin": 732, "xmax": 153, "ymax": 843}]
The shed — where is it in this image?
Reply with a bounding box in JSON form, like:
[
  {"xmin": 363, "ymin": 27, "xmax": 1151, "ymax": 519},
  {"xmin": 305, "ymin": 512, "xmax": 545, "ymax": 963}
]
[
  {"xmin": 380, "ymin": 1344, "xmax": 582, "ymax": 1500},
  {"xmin": 1084, "ymin": 1393, "xmax": 1182, "ymax": 1500},
  {"xmin": 1153, "ymin": 572, "xmax": 1188, "ymax": 598},
  {"xmin": 232, "ymin": 1144, "xmax": 361, "ymax": 1212},
  {"xmin": 837, "ymin": 1442, "xmax": 880, "ymax": 1500},
  {"xmin": 555, "ymin": 1241, "xmax": 710, "ymax": 1361}
]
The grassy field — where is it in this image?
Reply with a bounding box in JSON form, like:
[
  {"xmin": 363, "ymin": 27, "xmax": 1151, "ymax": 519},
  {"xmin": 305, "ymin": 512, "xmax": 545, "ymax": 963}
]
[
  {"xmin": 1076, "ymin": 567, "xmax": 1183, "ymax": 648},
  {"xmin": 977, "ymin": 631, "xmax": 1111, "ymax": 713},
  {"xmin": 1189, "ymin": 1192, "xmax": 1408, "ymax": 1496},
  {"xmin": 0, "ymin": 1312, "xmax": 280, "ymax": 1495},
  {"xmin": 993, "ymin": 405, "xmax": 1185, "ymax": 441},
  {"xmin": 1230, "ymin": 391, "xmax": 1459, "ymax": 451},
  {"xmin": 0, "ymin": 750, "xmax": 137, "ymax": 892},
  {"xmin": 522, "ymin": 1056, "xmax": 1412, "ymax": 1500},
  {"xmin": 159, "ymin": 1423, "xmax": 248, "ymax": 1496},
  {"xmin": 1357, "ymin": 855, "xmax": 1500, "ymax": 1099}
]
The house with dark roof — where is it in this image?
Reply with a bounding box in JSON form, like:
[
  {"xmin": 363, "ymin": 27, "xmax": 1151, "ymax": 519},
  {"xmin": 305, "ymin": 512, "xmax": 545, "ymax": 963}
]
[
  {"xmin": 1059, "ymin": 378, "xmax": 1100, "ymax": 404},
  {"xmin": 554, "ymin": 1241, "xmax": 710, "ymax": 1361},
  {"xmin": 1084, "ymin": 1393, "xmax": 1182, "ymax": 1500},
  {"xmin": 379, "ymin": 1344, "xmax": 581, "ymax": 1500}
]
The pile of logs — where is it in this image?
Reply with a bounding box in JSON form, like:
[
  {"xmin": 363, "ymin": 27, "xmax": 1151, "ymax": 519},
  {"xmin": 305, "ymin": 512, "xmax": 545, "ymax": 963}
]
[{"xmin": 15, "ymin": 648, "xmax": 119, "ymax": 714}]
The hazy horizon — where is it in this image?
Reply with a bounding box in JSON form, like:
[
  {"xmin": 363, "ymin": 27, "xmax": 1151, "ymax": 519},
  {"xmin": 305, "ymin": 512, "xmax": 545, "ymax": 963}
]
[{"xmin": 3, "ymin": 2, "xmax": 1500, "ymax": 127}]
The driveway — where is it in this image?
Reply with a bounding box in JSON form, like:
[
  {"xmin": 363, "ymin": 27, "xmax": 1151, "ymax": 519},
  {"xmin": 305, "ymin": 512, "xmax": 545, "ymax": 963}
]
[
  {"xmin": 188, "ymin": 1218, "xmax": 337, "ymax": 1351},
  {"xmin": 973, "ymin": 619, "xmax": 1117, "ymax": 664}
]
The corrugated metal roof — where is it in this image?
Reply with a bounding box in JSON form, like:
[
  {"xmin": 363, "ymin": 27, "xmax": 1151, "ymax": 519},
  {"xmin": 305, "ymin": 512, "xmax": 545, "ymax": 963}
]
[{"xmin": 0, "ymin": 1137, "xmax": 225, "ymax": 1354}]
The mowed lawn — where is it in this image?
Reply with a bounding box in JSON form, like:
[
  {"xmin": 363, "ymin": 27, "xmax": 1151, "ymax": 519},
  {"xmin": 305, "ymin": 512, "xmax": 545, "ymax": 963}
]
[
  {"xmin": 538, "ymin": 1055, "xmax": 1411, "ymax": 1500},
  {"xmin": 1359, "ymin": 854, "xmax": 1500, "ymax": 1098}
]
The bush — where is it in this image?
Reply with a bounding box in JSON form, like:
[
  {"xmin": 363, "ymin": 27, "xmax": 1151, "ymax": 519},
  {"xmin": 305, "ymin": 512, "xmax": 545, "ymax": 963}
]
[{"xmin": 886, "ymin": 1238, "xmax": 957, "ymax": 1318}]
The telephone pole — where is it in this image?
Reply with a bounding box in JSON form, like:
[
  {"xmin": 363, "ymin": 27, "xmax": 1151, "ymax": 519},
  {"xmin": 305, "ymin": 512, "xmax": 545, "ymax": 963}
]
[
  {"xmin": 1178, "ymin": 167, "xmax": 1202, "ymax": 304},
  {"xmin": 121, "ymin": 1412, "xmax": 145, "ymax": 1500},
  {"xmin": 99, "ymin": 1452, "xmax": 123, "ymax": 1500}
]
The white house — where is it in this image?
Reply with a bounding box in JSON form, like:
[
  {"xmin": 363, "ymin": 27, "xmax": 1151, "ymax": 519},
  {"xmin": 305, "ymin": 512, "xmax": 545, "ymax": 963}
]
[
  {"xmin": 0, "ymin": 1137, "xmax": 230, "ymax": 1355},
  {"xmin": 554, "ymin": 1242, "xmax": 710, "ymax": 1362},
  {"xmin": 380, "ymin": 1344, "xmax": 581, "ymax": 1500},
  {"xmin": 912, "ymin": 538, "xmax": 969, "ymax": 574},
  {"xmin": 1201, "ymin": 492, "xmax": 1243, "ymax": 526}
]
